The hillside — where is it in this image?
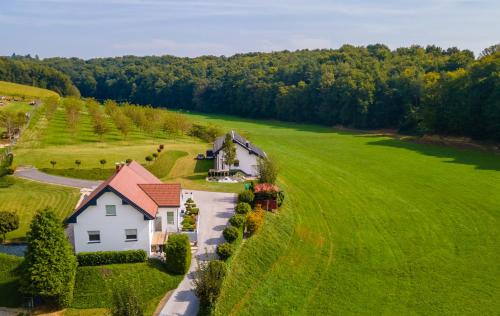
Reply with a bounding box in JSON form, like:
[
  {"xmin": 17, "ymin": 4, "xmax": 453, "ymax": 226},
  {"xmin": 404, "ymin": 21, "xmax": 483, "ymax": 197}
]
[
  {"xmin": 0, "ymin": 80, "xmax": 59, "ymax": 99},
  {"xmin": 184, "ymin": 113, "xmax": 500, "ymax": 315}
]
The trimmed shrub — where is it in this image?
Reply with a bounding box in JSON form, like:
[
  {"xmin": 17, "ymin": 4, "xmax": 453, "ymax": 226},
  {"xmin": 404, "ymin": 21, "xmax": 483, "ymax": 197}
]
[
  {"xmin": 165, "ymin": 234, "xmax": 191, "ymax": 274},
  {"xmin": 76, "ymin": 250, "xmax": 147, "ymax": 266},
  {"xmin": 223, "ymin": 226, "xmax": 240, "ymax": 243},
  {"xmin": 194, "ymin": 260, "xmax": 227, "ymax": 310},
  {"xmin": 235, "ymin": 202, "xmax": 251, "ymax": 215},
  {"xmin": 229, "ymin": 214, "xmax": 246, "ymax": 228},
  {"xmin": 186, "ymin": 198, "xmax": 194, "ymax": 203},
  {"xmin": 238, "ymin": 190, "xmax": 254, "ymax": 204},
  {"xmin": 188, "ymin": 207, "xmax": 199, "ymax": 215},
  {"xmin": 0, "ymin": 211, "xmax": 19, "ymax": 241},
  {"xmin": 216, "ymin": 242, "xmax": 234, "ymax": 261},
  {"xmin": 246, "ymin": 208, "xmax": 265, "ymax": 235}
]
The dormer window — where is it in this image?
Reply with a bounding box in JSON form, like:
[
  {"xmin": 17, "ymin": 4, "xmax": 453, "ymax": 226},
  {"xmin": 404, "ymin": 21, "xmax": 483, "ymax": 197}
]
[{"xmin": 105, "ymin": 205, "xmax": 116, "ymax": 216}]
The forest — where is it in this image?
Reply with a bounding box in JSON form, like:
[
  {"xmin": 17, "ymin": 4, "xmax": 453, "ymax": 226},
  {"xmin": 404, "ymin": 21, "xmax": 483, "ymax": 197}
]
[{"xmin": 1, "ymin": 44, "xmax": 499, "ymax": 140}]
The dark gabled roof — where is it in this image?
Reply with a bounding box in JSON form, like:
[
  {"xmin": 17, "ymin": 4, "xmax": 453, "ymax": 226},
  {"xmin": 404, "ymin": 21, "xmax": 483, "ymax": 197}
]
[
  {"xmin": 213, "ymin": 130, "xmax": 266, "ymax": 158},
  {"xmin": 66, "ymin": 161, "xmax": 181, "ymax": 223}
]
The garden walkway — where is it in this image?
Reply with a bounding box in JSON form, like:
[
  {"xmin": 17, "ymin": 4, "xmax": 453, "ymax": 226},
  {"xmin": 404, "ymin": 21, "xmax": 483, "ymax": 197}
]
[
  {"xmin": 14, "ymin": 167, "xmax": 101, "ymax": 189},
  {"xmin": 159, "ymin": 190, "xmax": 236, "ymax": 316}
]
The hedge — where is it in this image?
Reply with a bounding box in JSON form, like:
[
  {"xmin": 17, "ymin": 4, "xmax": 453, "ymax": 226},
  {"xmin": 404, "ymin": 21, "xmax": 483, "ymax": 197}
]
[{"xmin": 76, "ymin": 250, "xmax": 147, "ymax": 266}]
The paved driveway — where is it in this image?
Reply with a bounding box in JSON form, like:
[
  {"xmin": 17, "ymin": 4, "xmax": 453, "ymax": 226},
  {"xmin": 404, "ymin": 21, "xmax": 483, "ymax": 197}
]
[
  {"xmin": 160, "ymin": 190, "xmax": 236, "ymax": 316},
  {"xmin": 14, "ymin": 167, "xmax": 101, "ymax": 189}
]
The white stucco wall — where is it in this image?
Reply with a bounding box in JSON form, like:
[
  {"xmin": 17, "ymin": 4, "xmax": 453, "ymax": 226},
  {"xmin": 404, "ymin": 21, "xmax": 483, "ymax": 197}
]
[
  {"xmin": 72, "ymin": 192, "xmax": 152, "ymax": 255},
  {"xmin": 215, "ymin": 143, "xmax": 260, "ymax": 176},
  {"xmin": 156, "ymin": 207, "xmax": 179, "ymax": 233}
]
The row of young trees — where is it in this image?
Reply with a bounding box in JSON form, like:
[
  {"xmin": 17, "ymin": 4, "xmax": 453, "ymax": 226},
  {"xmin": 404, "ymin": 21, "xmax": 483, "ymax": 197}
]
[
  {"xmin": 32, "ymin": 44, "xmax": 499, "ymax": 141},
  {"xmin": 63, "ymin": 97, "xmax": 83, "ymax": 134}
]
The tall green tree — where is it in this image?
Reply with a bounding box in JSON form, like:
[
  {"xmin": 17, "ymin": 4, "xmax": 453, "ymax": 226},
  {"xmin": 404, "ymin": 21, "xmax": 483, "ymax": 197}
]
[
  {"xmin": 20, "ymin": 208, "xmax": 77, "ymax": 308},
  {"xmin": 222, "ymin": 133, "xmax": 236, "ymax": 168}
]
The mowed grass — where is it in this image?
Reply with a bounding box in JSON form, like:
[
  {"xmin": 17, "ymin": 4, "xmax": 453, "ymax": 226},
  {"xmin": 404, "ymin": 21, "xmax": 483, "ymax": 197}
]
[
  {"xmin": 0, "ymin": 253, "xmax": 23, "ymax": 307},
  {"xmin": 71, "ymin": 260, "xmax": 182, "ymax": 315},
  {"xmin": 181, "ymin": 113, "xmax": 500, "ymax": 315},
  {"xmin": 0, "ymin": 177, "xmax": 80, "ymax": 241},
  {"xmin": 0, "ymin": 80, "xmax": 59, "ymax": 99}
]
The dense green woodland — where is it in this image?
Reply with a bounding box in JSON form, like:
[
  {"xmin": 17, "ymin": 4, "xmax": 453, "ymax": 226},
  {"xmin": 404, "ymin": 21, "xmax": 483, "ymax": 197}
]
[
  {"xmin": 0, "ymin": 57, "xmax": 78, "ymax": 96},
  {"xmin": 1, "ymin": 44, "xmax": 499, "ymax": 140}
]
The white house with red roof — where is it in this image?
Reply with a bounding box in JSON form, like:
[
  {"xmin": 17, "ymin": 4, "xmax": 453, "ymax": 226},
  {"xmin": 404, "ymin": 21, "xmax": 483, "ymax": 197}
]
[{"xmin": 66, "ymin": 161, "xmax": 183, "ymax": 255}]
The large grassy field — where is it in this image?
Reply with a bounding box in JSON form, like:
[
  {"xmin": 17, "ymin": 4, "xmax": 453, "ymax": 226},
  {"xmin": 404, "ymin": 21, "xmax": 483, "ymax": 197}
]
[
  {"xmin": 0, "ymin": 80, "xmax": 59, "ymax": 99},
  {"xmin": 0, "ymin": 177, "xmax": 80, "ymax": 241},
  {"xmin": 180, "ymin": 113, "xmax": 500, "ymax": 315}
]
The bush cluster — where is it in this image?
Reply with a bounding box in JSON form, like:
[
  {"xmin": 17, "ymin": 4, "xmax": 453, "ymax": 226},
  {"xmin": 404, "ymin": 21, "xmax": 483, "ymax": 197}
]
[
  {"xmin": 216, "ymin": 242, "xmax": 234, "ymax": 261},
  {"xmin": 229, "ymin": 214, "xmax": 246, "ymax": 228},
  {"xmin": 246, "ymin": 208, "xmax": 265, "ymax": 235},
  {"xmin": 77, "ymin": 250, "xmax": 147, "ymax": 266},
  {"xmin": 238, "ymin": 190, "xmax": 254, "ymax": 204},
  {"xmin": 223, "ymin": 226, "xmax": 240, "ymax": 243},
  {"xmin": 165, "ymin": 234, "xmax": 191, "ymax": 274},
  {"xmin": 235, "ymin": 202, "xmax": 251, "ymax": 215}
]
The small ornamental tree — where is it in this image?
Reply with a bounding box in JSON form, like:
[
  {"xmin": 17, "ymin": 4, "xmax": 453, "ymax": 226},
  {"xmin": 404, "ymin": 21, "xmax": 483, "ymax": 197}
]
[
  {"xmin": 246, "ymin": 207, "xmax": 265, "ymax": 235},
  {"xmin": 99, "ymin": 159, "xmax": 107, "ymax": 169},
  {"xmin": 222, "ymin": 133, "xmax": 236, "ymax": 167},
  {"xmin": 125, "ymin": 158, "xmax": 133, "ymax": 164},
  {"xmin": 234, "ymin": 202, "xmax": 251, "ymax": 215},
  {"xmin": 20, "ymin": 208, "xmax": 77, "ymax": 307},
  {"xmin": 257, "ymin": 157, "xmax": 279, "ymax": 184},
  {"xmin": 164, "ymin": 234, "xmax": 191, "ymax": 274},
  {"xmin": 159, "ymin": 144, "xmax": 164, "ymax": 150},
  {"xmin": 223, "ymin": 226, "xmax": 240, "ymax": 243},
  {"xmin": 145, "ymin": 155, "xmax": 153, "ymax": 164},
  {"xmin": 0, "ymin": 211, "xmax": 19, "ymax": 242},
  {"xmin": 75, "ymin": 160, "xmax": 81, "ymax": 168},
  {"xmin": 111, "ymin": 282, "xmax": 145, "ymax": 316},
  {"xmin": 238, "ymin": 190, "xmax": 254, "ymax": 204},
  {"xmin": 50, "ymin": 160, "xmax": 56, "ymax": 168},
  {"xmin": 152, "ymin": 153, "xmax": 158, "ymax": 160},
  {"xmin": 194, "ymin": 260, "xmax": 227, "ymax": 310}
]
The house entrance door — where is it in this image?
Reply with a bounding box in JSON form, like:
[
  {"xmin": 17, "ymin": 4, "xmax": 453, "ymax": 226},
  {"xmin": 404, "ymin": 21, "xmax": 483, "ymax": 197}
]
[{"xmin": 154, "ymin": 216, "xmax": 162, "ymax": 231}]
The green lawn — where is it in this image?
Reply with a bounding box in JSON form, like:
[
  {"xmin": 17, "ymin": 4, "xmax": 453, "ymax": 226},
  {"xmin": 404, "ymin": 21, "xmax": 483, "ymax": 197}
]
[
  {"xmin": 0, "ymin": 80, "xmax": 59, "ymax": 99},
  {"xmin": 0, "ymin": 177, "xmax": 80, "ymax": 241},
  {"xmin": 0, "ymin": 253, "xmax": 23, "ymax": 307},
  {"xmin": 71, "ymin": 260, "xmax": 182, "ymax": 315},
  {"xmin": 178, "ymin": 113, "xmax": 500, "ymax": 315}
]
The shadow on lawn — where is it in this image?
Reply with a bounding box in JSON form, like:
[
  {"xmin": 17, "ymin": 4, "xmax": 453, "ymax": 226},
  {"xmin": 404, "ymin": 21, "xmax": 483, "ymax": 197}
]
[{"xmin": 367, "ymin": 138, "xmax": 500, "ymax": 171}]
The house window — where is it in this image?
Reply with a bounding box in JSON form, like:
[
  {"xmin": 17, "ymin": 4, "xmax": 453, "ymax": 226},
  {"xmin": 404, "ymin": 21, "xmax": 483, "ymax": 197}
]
[
  {"xmin": 105, "ymin": 205, "xmax": 116, "ymax": 216},
  {"xmin": 125, "ymin": 229, "xmax": 137, "ymax": 241},
  {"xmin": 88, "ymin": 231, "xmax": 100, "ymax": 243},
  {"xmin": 167, "ymin": 211, "xmax": 174, "ymax": 225}
]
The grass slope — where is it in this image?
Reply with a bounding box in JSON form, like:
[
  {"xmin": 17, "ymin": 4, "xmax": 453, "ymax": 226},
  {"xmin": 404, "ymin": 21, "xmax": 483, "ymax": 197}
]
[
  {"xmin": 71, "ymin": 260, "xmax": 182, "ymax": 315},
  {"xmin": 0, "ymin": 253, "xmax": 23, "ymax": 307},
  {"xmin": 182, "ymin": 113, "xmax": 500, "ymax": 315},
  {"xmin": 0, "ymin": 80, "xmax": 59, "ymax": 99},
  {"xmin": 0, "ymin": 177, "xmax": 80, "ymax": 241}
]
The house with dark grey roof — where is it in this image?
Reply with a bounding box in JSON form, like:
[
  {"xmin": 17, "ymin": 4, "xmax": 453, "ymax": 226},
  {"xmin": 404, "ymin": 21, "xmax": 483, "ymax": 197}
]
[
  {"xmin": 212, "ymin": 130, "xmax": 266, "ymax": 176},
  {"xmin": 66, "ymin": 161, "xmax": 182, "ymax": 255}
]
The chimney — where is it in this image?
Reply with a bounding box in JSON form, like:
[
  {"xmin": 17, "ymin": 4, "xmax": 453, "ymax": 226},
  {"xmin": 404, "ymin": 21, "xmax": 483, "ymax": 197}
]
[{"xmin": 246, "ymin": 141, "xmax": 250, "ymax": 148}]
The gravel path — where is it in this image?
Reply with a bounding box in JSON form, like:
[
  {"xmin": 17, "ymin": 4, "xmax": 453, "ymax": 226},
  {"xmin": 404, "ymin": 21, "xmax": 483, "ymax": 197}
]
[
  {"xmin": 14, "ymin": 167, "xmax": 101, "ymax": 189},
  {"xmin": 160, "ymin": 190, "xmax": 236, "ymax": 316}
]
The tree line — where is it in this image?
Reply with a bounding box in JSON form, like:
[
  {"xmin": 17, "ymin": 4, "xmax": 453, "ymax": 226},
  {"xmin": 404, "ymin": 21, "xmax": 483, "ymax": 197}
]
[
  {"xmin": 0, "ymin": 56, "xmax": 79, "ymax": 96},
  {"xmin": 2, "ymin": 44, "xmax": 499, "ymax": 140}
]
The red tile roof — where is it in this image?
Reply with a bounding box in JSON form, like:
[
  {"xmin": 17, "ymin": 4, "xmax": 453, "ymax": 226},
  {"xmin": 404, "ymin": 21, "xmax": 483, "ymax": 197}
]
[
  {"xmin": 139, "ymin": 184, "xmax": 181, "ymax": 207},
  {"xmin": 69, "ymin": 161, "xmax": 181, "ymax": 221}
]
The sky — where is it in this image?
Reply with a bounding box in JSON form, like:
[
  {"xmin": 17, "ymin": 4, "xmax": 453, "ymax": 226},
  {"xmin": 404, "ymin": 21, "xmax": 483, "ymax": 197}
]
[{"xmin": 0, "ymin": 0, "xmax": 499, "ymax": 59}]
